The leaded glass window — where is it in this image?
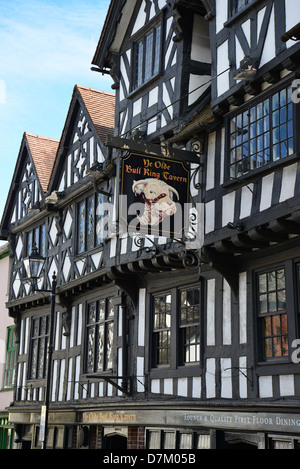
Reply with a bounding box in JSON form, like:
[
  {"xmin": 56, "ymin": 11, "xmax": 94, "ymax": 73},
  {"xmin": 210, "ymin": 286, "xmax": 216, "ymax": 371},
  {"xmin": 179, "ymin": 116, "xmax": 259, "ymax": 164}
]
[
  {"xmin": 29, "ymin": 316, "xmax": 49, "ymax": 380},
  {"xmin": 27, "ymin": 224, "xmax": 46, "ymax": 257},
  {"xmin": 153, "ymin": 294, "xmax": 171, "ymax": 365},
  {"xmin": 133, "ymin": 23, "xmax": 162, "ymax": 90},
  {"xmin": 231, "ymin": 0, "xmax": 251, "ymax": 15},
  {"xmin": 180, "ymin": 287, "xmax": 200, "ymax": 363},
  {"xmin": 229, "ymin": 86, "xmax": 294, "ymax": 178},
  {"xmin": 258, "ymin": 268, "xmax": 288, "ymax": 360},
  {"xmin": 86, "ymin": 298, "xmax": 114, "ymax": 373},
  {"xmin": 152, "ymin": 285, "xmax": 201, "ymax": 367},
  {"xmin": 77, "ymin": 193, "xmax": 104, "ymax": 253}
]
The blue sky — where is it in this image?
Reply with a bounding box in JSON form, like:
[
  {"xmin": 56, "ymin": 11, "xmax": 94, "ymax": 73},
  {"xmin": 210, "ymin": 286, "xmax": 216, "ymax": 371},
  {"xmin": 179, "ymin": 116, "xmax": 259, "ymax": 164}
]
[{"xmin": 0, "ymin": 0, "xmax": 113, "ymax": 220}]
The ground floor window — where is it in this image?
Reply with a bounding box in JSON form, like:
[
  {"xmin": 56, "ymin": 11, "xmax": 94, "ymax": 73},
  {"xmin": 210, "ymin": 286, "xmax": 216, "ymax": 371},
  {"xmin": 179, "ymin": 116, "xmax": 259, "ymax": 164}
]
[
  {"xmin": 146, "ymin": 428, "xmax": 210, "ymax": 449},
  {"xmin": 29, "ymin": 316, "xmax": 49, "ymax": 380},
  {"xmin": 0, "ymin": 416, "xmax": 15, "ymax": 449},
  {"xmin": 256, "ymin": 259, "xmax": 300, "ymax": 363}
]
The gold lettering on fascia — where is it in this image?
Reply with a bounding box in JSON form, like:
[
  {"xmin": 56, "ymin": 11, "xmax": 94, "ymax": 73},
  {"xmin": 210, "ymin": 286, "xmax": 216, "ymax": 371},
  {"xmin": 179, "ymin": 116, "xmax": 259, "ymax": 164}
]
[{"xmin": 82, "ymin": 411, "xmax": 136, "ymax": 424}]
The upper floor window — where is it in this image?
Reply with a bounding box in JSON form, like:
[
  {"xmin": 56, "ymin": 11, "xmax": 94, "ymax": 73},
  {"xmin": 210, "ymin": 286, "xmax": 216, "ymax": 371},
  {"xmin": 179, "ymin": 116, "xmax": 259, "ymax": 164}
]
[
  {"xmin": 229, "ymin": 85, "xmax": 294, "ymax": 179},
  {"xmin": 231, "ymin": 0, "xmax": 252, "ymax": 15},
  {"xmin": 27, "ymin": 224, "xmax": 46, "ymax": 257},
  {"xmin": 77, "ymin": 193, "xmax": 104, "ymax": 254},
  {"xmin": 85, "ymin": 298, "xmax": 114, "ymax": 373},
  {"xmin": 133, "ymin": 22, "xmax": 162, "ymax": 91},
  {"xmin": 29, "ymin": 316, "xmax": 49, "ymax": 380},
  {"xmin": 152, "ymin": 285, "xmax": 201, "ymax": 367},
  {"xmin": 3, "ymin": 326, "xmax": 17, "ymax": 389}
]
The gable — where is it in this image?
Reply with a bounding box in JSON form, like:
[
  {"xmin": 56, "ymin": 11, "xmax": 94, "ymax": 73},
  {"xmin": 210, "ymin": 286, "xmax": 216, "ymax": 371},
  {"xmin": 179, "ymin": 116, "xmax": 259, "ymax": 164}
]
[
  {"xmin": 0, "ymin": 133, "xmax": 58, "ymax": 235},
  {"xmin": 50, "ymin": 85, "xmax": 115, "ymax": 193}
]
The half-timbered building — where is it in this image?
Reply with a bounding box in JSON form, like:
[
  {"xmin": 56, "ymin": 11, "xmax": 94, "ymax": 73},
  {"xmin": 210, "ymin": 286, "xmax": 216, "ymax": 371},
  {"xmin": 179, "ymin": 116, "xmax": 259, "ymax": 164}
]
[{"xmin": 2, "ymin": 0, "xmax": 300, "ymax": 450}]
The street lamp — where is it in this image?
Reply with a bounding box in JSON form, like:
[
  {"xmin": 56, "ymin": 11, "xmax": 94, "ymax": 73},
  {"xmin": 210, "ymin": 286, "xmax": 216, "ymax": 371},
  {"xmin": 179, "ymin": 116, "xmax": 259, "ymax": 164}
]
[{"xmin": 23, "ymin": 244, "xmax": 57, "ymax": 450}]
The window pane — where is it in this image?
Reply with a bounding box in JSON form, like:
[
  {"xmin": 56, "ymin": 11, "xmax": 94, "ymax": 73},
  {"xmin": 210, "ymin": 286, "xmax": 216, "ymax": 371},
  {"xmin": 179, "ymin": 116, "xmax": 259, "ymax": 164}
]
[
  {"xmin": 86, "ymin": 196, "xmax": 95, "ymax": 250},
  {"xmin": 95, "ymin": 324, "xmax": 104, "ymax": 371},
  {"xmin": 105, "ymin": 322, "xmax": 114, "ymax": 369},
  {"xmin": 87, "ymin": 327, "xmax": 95, "ymax": 372},
  {"xmin": 86, "ymin": 298, "xmax": 114, "ymax": 373},
  {"xmin": 29, "ymin": 317, "xmax": 49, "ymax": 380},
  {"xmin": 145, "ymin": 32, "xmax": 154, "ymax": 81},
  {"xmin": 78, "ymin": 200, "xmax": 86, "ymax": 253},
  {"xmin": 133, "ymin": 23, "xmax": 161, "ymax": 89},
  {"xmin": 180, "ymin": 287, "xmax": 200, "ymax": 363},
  {"xmin": 95, "ymin": 193, "xmax": 104, "ymax": 245}
]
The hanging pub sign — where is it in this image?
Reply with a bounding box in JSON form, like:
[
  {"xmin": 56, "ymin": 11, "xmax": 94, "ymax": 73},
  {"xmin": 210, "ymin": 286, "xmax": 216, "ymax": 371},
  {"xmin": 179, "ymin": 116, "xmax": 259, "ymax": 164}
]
[{"xmin": 120, "ymin": 152, "xmax": 190, "ymax": 238}]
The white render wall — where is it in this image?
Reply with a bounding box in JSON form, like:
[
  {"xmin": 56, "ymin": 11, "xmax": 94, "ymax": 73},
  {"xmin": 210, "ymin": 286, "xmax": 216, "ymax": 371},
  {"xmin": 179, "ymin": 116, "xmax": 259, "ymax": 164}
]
[{"xmin": 0, "ymin": 242, "xmax": 14, "ymax": 412}]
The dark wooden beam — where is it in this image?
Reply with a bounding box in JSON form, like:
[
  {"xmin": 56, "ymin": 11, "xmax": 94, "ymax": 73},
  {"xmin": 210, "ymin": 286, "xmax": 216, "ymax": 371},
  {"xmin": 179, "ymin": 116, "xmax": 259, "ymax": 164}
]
[{"xmin": 106, "ymin": 135, "xmax": 200, "ymax": 164}]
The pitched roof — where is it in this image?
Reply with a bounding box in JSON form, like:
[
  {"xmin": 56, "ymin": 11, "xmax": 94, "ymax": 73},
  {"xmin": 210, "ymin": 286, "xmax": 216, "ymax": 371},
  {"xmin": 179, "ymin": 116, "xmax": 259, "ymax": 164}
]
[
  {"xmin": 76, "ymin": 85, "xmax": 115, "ymax": 143},
  {"xmin": 25, "ymin": 133, "xmax": 59, "ymax": 193}
]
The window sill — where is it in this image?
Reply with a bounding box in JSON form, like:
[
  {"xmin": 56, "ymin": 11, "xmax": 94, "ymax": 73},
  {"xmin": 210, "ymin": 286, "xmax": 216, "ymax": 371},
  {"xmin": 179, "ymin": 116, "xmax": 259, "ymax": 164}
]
[
  {"xmin": 84, "ymin": 371, "xmax": 114, "ymax": 379},
  {"xmin": 224, "ymin": 0, "xmax": 266, "ymax": 28},
  {"xmin": 222, "ymin": 152, "xmax": 299, "ymax": 190},
  {"xmin": 75, "ymin": 244, "xmax": 104, "ymax": 259},
  {"xmin": 256, "ymin": 358, "xmax": 298, "ymax": 372},
  {"xmin": 150, "ymin": 365, "xmax": 202, "ymax": 379}
]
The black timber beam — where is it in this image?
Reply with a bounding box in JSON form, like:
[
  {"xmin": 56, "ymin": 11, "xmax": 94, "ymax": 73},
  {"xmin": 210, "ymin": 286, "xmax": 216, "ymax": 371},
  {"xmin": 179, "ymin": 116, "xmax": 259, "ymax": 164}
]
[{"xmin": 106, "ymin": 135, "xmax": 200, "ymax": 164}]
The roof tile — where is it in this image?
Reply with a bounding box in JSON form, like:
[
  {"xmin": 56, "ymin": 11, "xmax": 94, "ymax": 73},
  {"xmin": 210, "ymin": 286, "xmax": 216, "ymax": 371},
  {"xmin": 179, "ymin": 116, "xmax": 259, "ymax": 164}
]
[
  {"xmin": 76, "ymin": 85, "xmax": 115, "ymax": 143},
  {"xmin": 25, "ymin": 133, "xmax": 59, "ymax": 193}
]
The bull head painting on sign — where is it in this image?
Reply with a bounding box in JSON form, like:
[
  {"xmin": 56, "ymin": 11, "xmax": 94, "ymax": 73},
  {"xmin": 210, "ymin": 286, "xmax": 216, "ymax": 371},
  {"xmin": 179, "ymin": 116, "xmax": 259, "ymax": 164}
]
[
  {"xmin": 132, "ymin": 178, "xmax": 179, "ymax": 226},
  {"xmin": 120, "ymin": 152, "xmax": 190, "ymax": 237}
]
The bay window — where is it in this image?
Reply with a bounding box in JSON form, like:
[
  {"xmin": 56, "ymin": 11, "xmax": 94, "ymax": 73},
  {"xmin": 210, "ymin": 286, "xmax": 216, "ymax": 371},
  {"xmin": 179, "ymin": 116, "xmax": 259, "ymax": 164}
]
[{"xmin": 229, "ymin": 84, "xmax": 294, "ymax": 179}]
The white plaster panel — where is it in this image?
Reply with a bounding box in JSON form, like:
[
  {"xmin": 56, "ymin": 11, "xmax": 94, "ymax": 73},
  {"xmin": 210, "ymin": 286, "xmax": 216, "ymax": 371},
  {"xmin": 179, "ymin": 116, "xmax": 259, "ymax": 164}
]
[
  {"xmin": 240, "ymin": 184, "xmax": 254, "ymax": 219},
  {"xmin": 217, "ymin": 41, "xmax": 230, "ymax": 96},
  {"xmin": 206, "ymin": 132, "xmax": 216, "ymax": 190},
  {"xmin": 207, "ymin": 279, "xmax": 215, "ymax": 346},
  {"xmin": 260, "ymin": 6, "xmax": 275, "ymax": 67},
  {"xmin": 259, "ymin": 375, "xmax": 273, "ymax": 398},
  {"xmin": 223, "ymin": 280, "xmax": 231, "ymax": 345},
  {"xmin": 177, "ymin": 378, "xmax": 188, "ymax": 397},
  {"xmin": 239, "ymin": 356, "xmax": 248, "ymax": 399},
  {"xmin": 205, "ymin": 200, "xmax": 215, "ymax": 234},
  {"xmin": 222, "ymin": 191, "xmax": 235, "ymax": 227},
  {"xmin": 216, "ymin": 0, "xmax": 228, "ymax": 33},
  {"xmin": 279, "ymin": 163, "xmax": 297, "ymax": 203},
  {"xmin": 279, "ymin": 374, "xmax": 295, "ymax": 396},
  {"xmin": 221, "ymin": 358, "xmax": 232, "ymax": 398},
  {"xmin": 138, "ymin": 288, "xmax": 146, "ymax": 347},
  {"xmin": 192, "ymin": 377, "xmax": 201, "ymax": 398},
  {"xmin": 239, "ymin": 272, "xmax": 247, "ymax": 344},
  {"xmin": 260, "ymin": 173, "xmax": 274, "ymax": 212},
  {"xmin": 206, "ymin": 358, "xmax": 216, "ymax": 398}
]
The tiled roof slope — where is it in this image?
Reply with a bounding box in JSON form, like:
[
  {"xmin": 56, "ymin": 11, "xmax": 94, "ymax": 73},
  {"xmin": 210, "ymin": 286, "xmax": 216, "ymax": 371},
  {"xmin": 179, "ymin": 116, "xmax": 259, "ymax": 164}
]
[
  {"xmin": 25, "ymin": 133, "xmax": 59, "ymax": 193},
  {"xmin": 76, "ymin": 85, "xmax": 115, "ymax": 143}
]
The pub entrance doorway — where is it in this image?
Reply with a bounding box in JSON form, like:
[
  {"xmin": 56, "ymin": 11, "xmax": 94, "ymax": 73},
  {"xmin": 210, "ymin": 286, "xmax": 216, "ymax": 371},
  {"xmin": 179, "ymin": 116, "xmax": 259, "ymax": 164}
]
[{"xmin": 104, "ymin": 434, "xmax": 127, "ymax": 449}]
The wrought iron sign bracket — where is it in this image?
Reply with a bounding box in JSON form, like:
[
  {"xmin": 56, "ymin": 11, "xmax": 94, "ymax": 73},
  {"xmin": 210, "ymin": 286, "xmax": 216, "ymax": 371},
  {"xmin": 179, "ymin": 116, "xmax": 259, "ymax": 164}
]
[
  {"xmin": 86, "ymin": 375, "xmax": 132, "ymax": 397},
  {"xmin": 106, "ymin": 135, "xmax": 201, "ymax": 165}
]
